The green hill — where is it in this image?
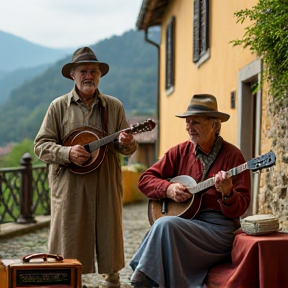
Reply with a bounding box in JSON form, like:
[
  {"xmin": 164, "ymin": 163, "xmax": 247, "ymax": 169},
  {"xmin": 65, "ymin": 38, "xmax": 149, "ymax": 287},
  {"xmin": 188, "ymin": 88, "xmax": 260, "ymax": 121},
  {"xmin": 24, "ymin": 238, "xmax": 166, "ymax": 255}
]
[
  {"xmin": 0, "ymin": 64, "xmax": 50, "ymax": 105},
  {"xmin": 0, "ymin": 29, "xmax": 158, "ymax": 146}
]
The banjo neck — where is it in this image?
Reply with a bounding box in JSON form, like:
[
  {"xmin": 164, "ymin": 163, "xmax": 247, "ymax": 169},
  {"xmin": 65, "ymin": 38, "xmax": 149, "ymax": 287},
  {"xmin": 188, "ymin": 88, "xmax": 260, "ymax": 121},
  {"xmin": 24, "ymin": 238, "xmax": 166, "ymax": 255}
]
[{"xmin": 190, "ymin": 163, "xmax": 248, "ymax": 194}]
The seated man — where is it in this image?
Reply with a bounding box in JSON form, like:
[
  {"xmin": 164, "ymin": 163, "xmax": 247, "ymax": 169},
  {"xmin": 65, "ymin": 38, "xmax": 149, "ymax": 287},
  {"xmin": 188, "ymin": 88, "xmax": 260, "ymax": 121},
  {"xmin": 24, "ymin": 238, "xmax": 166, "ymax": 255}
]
[{"xmin": 129, "ymin": 94, "xmax": 251, "ymax": 288}]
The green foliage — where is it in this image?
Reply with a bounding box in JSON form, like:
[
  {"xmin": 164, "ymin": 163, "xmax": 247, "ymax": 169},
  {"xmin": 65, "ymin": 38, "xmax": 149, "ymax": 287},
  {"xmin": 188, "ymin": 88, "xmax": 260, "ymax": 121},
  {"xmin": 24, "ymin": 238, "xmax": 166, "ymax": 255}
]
[
  {"xmin": 0, "ymin": 139, "xmax": 42, "ymax": 167},
  {"xmin": 232, "ymin": 0, "xmax": 288, "ymax": 99},
  {"xmin": 122, "ymin": 163, "xmax": 147, "ymax": 172}
]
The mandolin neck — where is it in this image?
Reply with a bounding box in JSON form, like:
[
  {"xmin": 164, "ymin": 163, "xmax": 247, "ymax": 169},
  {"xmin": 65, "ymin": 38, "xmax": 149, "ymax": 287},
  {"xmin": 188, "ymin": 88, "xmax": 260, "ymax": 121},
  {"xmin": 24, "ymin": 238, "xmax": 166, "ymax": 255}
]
[{"xmin": 86, "ymin": 128, "xmax": 131, "ymax": 153}]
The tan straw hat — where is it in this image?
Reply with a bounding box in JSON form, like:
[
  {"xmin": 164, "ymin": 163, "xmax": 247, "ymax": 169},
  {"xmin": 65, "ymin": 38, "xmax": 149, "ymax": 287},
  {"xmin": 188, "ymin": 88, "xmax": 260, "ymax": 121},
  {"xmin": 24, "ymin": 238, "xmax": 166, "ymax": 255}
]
[
  {"xmin": 62, "ymin": 47, "xmax": 109, "ymax": 79},
  {"xmin": 175, "ymin": 94, "xmax": 230, "ymax": 122}
]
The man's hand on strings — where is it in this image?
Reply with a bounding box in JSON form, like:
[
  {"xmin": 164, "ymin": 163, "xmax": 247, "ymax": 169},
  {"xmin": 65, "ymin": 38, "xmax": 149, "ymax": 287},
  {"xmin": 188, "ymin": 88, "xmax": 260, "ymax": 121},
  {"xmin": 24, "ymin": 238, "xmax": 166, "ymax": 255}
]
[
  {"xmin": 69, "ymin": 145, "xmax": 91, "ymax": 166},
  {"xmin": 214, "ymin": 170, "xmax": 233, "ymax": 197},
  {"xmin": 166, "ymin": 183, "xmax": 192, "ymax": 202},
  {"xmin": 118, "ymin": 131, "xmax": 134, "ymax": 146}
]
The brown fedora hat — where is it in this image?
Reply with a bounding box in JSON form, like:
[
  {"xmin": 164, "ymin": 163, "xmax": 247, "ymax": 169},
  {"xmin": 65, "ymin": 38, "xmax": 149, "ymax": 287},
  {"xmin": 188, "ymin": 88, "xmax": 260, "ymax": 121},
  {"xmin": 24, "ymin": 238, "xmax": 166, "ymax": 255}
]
[
  {"xmin": 175, "ymin": 94, "xmax": 230, "ymax": 122},
  {"xmin": 62, "ymin": 47, "xmax": 109, "ymax": 79}
]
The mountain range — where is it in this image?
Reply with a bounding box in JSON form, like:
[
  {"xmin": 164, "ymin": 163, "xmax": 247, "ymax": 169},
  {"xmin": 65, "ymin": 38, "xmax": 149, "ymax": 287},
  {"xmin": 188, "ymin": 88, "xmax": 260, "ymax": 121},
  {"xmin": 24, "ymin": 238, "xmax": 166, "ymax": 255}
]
[
  {"xmin": 0, "ymin": 30, "xmax": 73, "ymax": 71},
  {"xmin": 0, "ymin": 29, "xmax": 158, "ymax": 146},
  {"xmin": 0, "ymin": 31, "xmax": 75, "ymax": 105}
]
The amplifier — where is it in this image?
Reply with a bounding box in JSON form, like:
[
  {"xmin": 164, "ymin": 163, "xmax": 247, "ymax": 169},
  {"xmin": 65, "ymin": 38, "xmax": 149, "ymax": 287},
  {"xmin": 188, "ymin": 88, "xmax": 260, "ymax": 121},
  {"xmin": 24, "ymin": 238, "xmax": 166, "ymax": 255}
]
[{"xmin": 0, "ymin": 253, "xmax": 82, "ymax": 288}]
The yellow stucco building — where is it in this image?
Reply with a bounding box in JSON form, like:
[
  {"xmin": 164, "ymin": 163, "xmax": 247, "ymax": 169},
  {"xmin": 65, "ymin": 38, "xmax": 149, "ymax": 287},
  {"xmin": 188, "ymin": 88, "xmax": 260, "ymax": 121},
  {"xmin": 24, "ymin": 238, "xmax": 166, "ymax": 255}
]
[{"xmin": 136, "ymin": 0, "xmax": 272, "ymax": 215}]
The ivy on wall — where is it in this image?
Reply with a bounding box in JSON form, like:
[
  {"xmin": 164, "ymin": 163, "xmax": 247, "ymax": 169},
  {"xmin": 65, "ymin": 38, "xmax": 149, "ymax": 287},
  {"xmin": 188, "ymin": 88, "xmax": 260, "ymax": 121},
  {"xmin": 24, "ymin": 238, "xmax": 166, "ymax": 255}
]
[{"xmin": 232, "ymin": 0, "xmax": 288, "ymax": 101}]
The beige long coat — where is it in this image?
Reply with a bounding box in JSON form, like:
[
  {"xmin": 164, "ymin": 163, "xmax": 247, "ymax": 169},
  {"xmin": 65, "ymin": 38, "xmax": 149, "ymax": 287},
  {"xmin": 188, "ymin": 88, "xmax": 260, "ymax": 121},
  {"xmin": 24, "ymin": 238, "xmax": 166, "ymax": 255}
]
[{"xmin": 34, "ymin": 88, "xmax": 137, "ymax": 274}]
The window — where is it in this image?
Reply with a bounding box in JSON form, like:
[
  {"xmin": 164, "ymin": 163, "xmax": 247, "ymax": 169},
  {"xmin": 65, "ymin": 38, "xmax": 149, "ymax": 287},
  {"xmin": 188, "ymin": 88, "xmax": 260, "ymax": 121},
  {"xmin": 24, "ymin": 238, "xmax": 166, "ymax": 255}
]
[
  {"xmin": 193, "ymin": 0, "xmax": 209, "ymax": 64},
  {"xmin": 165, "ymin": 16, "xmax": 175, "ymax": 92}
]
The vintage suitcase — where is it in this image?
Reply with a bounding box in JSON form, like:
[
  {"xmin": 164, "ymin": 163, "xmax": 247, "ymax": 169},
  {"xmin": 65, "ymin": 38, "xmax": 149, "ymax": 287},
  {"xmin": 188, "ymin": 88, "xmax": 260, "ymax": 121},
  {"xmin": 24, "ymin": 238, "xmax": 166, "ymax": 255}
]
[{"xmin": 0, "ymin": 253, "xmax": 82, "ymax": 288}]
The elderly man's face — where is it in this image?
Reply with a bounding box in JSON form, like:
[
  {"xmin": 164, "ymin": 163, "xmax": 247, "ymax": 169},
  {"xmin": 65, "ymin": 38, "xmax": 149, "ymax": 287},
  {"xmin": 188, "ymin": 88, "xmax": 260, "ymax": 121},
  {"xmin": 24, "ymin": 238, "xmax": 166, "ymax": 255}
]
[
  {"xmin": 185, "ymin": 116, "xmax": 218, "ymax": 151},
  {"xmin": 70, "ymin": 63, "xmax": 101, "ymax": 97}
]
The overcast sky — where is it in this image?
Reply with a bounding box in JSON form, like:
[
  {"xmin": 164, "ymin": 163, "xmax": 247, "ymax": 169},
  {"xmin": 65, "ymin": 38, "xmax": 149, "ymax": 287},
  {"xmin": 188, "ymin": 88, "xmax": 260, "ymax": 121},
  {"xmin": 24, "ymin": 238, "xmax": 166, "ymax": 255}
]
[{"xmin": 0, "ymin": 0, "xmax": 143, "ymax": 49}]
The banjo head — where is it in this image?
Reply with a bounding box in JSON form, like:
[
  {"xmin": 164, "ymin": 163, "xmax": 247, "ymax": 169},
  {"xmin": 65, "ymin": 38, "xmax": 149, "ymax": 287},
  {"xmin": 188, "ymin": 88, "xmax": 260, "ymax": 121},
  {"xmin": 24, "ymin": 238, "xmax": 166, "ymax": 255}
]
[{"xmin": 170, "ymin": 175, "xmax": 197, "ymax": 189}]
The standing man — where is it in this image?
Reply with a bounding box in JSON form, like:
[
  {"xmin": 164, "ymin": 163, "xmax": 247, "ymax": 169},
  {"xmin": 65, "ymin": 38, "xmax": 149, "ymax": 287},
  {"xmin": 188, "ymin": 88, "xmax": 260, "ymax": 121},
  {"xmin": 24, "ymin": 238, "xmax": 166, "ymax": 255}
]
[
  {"xmin": 130, "ymin": 94, "xmax": 250, "ymax": 288},
  {"xmin": 34, "ymin": 47, "xmax": 137, "ymax": 288}
]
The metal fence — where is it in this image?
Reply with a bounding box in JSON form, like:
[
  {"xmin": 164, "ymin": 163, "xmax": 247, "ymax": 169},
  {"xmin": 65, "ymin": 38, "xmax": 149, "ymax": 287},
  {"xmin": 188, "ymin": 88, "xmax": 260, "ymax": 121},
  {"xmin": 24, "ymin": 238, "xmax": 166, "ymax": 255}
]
[{"xmin": 0, "ymin": 153, "xmax": 49, "ymax": 224}]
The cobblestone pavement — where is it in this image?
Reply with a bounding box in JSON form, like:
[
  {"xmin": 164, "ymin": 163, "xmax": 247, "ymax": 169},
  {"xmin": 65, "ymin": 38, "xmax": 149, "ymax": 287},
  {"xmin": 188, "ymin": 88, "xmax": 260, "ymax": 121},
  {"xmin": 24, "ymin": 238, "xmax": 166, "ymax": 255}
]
[{"xmin": 0, "ymin": 201, "xmax": 151, "ymax": 288}]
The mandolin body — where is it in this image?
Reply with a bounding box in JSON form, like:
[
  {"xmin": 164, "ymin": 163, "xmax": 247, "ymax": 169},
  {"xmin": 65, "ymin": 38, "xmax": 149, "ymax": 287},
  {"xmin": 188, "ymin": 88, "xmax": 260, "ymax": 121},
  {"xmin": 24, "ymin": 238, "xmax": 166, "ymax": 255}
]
[{"xmin": 62, "ymin": 126, "xmax": 107, "ymax": 174}]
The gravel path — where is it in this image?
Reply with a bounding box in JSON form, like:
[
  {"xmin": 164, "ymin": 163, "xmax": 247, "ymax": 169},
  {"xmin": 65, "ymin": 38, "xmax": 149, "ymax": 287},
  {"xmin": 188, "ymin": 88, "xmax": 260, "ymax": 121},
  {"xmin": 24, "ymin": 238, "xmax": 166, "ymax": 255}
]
[{"xmin": 0, "ymin": 201, "xmax": 151, "ymax": 288}]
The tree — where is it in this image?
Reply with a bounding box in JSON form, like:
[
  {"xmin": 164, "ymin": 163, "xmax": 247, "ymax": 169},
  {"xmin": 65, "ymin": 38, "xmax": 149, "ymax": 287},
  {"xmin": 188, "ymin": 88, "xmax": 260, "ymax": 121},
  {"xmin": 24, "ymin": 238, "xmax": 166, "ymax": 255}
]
[{"xmin": 0, "ymin": 139, "xmax": 42, "ymax": 167}]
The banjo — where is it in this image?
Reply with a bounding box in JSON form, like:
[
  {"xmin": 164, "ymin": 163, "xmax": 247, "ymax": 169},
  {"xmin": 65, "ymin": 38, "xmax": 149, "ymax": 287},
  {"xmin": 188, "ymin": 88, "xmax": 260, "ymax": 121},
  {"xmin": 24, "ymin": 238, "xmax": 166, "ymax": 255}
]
[{"xmin": 147, "ymin": 151, "xmax": 276, "ymax": 225}]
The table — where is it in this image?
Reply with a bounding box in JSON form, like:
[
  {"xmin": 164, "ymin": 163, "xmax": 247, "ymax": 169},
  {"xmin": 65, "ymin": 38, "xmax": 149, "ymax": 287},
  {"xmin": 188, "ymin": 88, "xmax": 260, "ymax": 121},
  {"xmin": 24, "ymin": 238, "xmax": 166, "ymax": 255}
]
[{"xmin": 205, "ymin": 232, "xmax": 288, "ymax": 288}]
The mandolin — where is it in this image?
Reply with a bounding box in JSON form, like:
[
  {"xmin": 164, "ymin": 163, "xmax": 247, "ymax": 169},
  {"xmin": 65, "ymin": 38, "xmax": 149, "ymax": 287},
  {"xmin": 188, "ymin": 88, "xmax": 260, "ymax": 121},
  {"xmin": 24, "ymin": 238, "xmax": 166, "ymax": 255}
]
[
  {"xmin": 62, "ymin": 119, "xmax": 156, "ymax": 174},
  {"xmin": 147, "ymin": 151, "xmax": 276, "ymax": 225}
]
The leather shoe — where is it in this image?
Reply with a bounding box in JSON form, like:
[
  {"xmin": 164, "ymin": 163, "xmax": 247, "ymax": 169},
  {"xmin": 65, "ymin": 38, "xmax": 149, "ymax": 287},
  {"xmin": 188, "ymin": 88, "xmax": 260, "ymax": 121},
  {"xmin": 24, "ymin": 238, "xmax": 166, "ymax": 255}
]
[
  {"xmin": 130, "ymin": 270, "xmax": 158, "ymax": 287},
  {"xmin": 99, "ymin": 272, "xmax": 120, "ymax": 288}
]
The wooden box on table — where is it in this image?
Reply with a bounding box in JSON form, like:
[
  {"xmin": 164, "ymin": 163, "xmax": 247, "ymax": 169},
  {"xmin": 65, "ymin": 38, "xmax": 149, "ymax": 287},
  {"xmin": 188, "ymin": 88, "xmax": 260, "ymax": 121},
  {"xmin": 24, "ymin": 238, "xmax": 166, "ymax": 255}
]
[{"xmin": 0, "ymin": 253, "xmax": 82, "ymax": 288}]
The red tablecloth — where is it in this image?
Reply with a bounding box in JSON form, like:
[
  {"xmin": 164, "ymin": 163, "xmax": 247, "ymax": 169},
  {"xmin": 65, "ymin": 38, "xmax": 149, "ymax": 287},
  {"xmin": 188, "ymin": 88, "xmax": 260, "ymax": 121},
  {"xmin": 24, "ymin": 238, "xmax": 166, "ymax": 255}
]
[{"xmin": 205, "ymin": 232, "xmax": 288, "ymax": 288}]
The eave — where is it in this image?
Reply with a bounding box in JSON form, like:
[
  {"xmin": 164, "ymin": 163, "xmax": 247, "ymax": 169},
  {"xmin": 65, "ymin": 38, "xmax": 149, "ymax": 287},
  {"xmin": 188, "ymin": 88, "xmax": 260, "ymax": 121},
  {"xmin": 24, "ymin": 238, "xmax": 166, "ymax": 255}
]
[{"xmin": 136, "ymin": 0, "xmax": 169, "ymax": 30}]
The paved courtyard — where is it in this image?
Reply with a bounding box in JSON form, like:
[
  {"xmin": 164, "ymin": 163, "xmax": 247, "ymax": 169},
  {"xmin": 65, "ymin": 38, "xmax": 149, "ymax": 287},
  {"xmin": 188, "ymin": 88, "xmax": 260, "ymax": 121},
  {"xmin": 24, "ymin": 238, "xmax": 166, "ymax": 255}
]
[{"xmin": 0, "ymin": 201, "xmax": 151, "ymax": 288}]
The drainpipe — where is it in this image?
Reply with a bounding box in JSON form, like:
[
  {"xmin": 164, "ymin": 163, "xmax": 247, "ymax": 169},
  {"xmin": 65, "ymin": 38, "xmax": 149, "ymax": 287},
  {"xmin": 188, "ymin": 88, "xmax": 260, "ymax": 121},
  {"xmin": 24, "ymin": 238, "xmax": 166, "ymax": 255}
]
[{"xmin": 144, "ymin": 28, "xmax": 160, "ymax": 160}]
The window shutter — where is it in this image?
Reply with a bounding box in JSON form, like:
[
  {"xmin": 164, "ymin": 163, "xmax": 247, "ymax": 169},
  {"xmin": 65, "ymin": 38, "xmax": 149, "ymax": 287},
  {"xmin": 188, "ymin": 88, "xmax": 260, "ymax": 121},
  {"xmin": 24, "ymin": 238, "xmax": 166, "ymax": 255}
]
[
  {"xmin": 193, "ymin": 0, "xmax": 209, "ymax": 63},
  {"xmin": 193, "ymin": 0, "xmax": 200, "ymax": 63},
  {"xmin": 165, "ymin": 16, "xmax": 175, "ymax": 90},
  {"xmin": 200, "ymin": 0, "xmax": 209, "ymax": 57}
]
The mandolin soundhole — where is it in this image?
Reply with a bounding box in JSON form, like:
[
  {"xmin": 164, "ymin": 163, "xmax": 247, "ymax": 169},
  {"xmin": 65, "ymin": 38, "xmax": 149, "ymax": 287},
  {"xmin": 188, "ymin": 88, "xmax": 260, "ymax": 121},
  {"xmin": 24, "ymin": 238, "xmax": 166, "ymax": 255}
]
[{"xmin": 71, "ymin": 130, "xmax": 100, "ymax": 167}]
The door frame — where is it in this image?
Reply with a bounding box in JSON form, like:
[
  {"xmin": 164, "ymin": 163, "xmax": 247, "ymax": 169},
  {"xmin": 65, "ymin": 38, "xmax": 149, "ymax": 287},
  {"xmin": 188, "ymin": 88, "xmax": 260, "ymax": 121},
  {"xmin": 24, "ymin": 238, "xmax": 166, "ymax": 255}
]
[{"xmin": 237, "ymin": 58, "xmax": 262, "ymax": 215}]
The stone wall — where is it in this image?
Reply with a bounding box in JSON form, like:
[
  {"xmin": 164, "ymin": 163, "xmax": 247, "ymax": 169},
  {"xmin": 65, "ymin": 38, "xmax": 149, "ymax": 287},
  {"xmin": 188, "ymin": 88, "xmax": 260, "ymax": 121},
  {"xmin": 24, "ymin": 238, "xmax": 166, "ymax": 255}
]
[{"xmin": 258, "ymin": 95, "xmax": 288, "ymax": 231}]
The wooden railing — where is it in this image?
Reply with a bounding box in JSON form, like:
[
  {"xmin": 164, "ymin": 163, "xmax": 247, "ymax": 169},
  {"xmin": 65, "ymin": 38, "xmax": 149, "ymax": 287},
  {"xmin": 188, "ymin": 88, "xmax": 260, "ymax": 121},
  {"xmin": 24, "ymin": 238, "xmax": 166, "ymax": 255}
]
[{"xmin": 0, "ymin": 153, "xmax": 49, "ymax": 224}]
